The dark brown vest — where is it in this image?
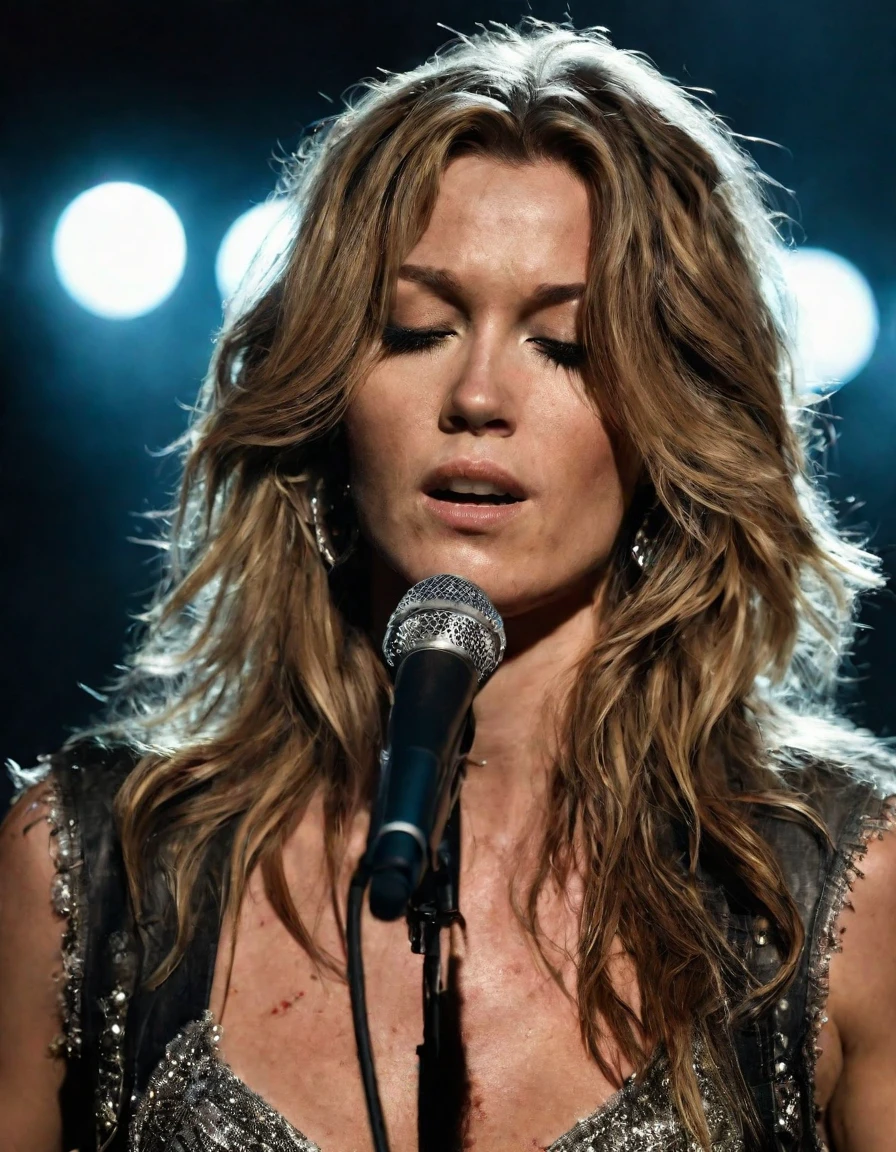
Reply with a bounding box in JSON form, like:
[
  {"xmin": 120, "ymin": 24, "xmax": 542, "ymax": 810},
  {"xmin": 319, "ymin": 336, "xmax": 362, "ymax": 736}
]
[{"xmin": 29, "ymin": 738, "xmax": 896, "ymax": 1152}]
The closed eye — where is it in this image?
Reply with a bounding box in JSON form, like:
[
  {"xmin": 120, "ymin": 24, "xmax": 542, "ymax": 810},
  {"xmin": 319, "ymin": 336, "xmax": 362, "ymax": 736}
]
[
  {"xmin": 381, "ymin": 324, "xmax": 453, "ymax": 356},
  {"xmin": 533, "ymin": 337, "xmax": 587, "ymax": 370},
  {"xmin": 380, "ymin": 324, "xmax": 586, "ymax": 370}
]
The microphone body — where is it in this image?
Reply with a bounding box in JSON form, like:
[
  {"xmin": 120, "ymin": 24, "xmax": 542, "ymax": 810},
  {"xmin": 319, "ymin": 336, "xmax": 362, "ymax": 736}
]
[
  {"xmin": 368, "ymin": 647, "xmax": 476, "ymax": 920},
  {"xmin": 367, "ymin": 574, "xmax": 505, "ymax": 921}
]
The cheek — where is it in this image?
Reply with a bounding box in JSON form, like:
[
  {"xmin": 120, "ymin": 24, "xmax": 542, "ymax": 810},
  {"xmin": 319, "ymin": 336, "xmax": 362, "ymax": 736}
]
[
  {"xmin": 344, "ymin": 380, "xmax": 410, "ymax": 490},
  {"xmin": 542, "ymin": 417, "xmax": 628, "ymax": 551},
  {"xmin": 582, "ymin": 428, "xmax": 626, "ymax": 504}
]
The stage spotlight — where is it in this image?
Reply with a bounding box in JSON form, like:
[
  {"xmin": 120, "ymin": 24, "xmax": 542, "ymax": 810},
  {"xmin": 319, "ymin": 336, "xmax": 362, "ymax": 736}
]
[
  {"xmin": 784, "ymin": 247, "xmax": 879, "ymax": 392},
  {"xmin": 52, "ymin": 181, "xmax": 187, "ymax": 320},
  {"xmin": 216, "ymin": 199, "xmax": 293, "ymax": 310}
]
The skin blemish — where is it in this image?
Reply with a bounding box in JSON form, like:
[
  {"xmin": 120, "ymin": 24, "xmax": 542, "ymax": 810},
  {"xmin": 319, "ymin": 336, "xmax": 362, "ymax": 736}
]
[{"xmin": 271, "ymin": 993, "xmax": 304, "ymax": 1016}]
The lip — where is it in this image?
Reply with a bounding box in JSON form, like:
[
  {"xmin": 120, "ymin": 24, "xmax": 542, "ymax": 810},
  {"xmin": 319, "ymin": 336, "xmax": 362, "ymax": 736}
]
[
  {"xmin": 422, "ymin": 492, "xmax": 526, "ymax": 531},
  {"xmin": 421, "ymin": 458, "xmax": 529, "ymax": 501}
]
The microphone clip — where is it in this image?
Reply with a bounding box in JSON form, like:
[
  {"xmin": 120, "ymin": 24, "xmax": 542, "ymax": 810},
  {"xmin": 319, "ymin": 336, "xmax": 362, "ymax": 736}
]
[{"xmin": 406, "ymin": 797, "xmax": 465, "ymax": 958}]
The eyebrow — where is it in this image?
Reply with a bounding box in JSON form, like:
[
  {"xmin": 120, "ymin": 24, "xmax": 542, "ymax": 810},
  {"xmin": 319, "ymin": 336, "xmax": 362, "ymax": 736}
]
[{"xmin": 398, "ymin": 263, "xmax": 585, "ymax": 313}]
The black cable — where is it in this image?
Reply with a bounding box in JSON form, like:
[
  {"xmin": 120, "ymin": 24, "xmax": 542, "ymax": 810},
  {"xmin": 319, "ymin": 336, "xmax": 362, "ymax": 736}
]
[{"xmin": 347, "ymin": 861, "xmax": 392, "ymax": 1152}]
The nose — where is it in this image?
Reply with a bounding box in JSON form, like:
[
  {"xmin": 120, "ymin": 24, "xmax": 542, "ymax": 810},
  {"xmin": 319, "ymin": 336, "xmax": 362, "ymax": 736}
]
[{"xmin": 438, "ymin": 330, "xmax": 516, "ymax": 437}]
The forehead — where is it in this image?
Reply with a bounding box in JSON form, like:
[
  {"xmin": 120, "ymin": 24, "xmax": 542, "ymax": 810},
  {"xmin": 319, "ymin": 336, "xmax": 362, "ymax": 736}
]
[{"xmin": 403, "ymin": 154, "xmax": 592, "ymax": 290}]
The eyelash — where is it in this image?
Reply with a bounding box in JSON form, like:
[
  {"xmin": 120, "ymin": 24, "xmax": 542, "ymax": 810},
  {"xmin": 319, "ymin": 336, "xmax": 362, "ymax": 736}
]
[{"xmin": 381, "ymin": 324, "xmax": 587, "ymax": 370}]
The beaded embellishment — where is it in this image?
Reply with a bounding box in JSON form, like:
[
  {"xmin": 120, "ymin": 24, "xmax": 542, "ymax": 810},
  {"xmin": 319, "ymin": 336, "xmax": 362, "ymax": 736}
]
[
  {"xmin": 130, "ymin": 1012, "xmax": 320, "ymax": 1151},
  {"xmin": 7, "ymin": 754, "xmax": 136, "ymax": 1150},
  {"xmin": 96, "ymin": 928, "xmax": 137, "ymax": 1148},
  {"xmin": 129, "ymin": 1014, "xmax": 743, "ymax": 1152},
  {"xmin": 8, "ymin": 755, "xmax": 85, "ymax": 1060},
  {"xmin": 548, "ymin": 1033, "xmax": 744, "ymax": 1151}
]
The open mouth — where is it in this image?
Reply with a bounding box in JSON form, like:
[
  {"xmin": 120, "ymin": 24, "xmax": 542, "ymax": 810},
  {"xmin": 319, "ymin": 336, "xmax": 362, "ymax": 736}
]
[{"xmin": 428, "ymin": 489, "xmax": 522, "ymax": 506}]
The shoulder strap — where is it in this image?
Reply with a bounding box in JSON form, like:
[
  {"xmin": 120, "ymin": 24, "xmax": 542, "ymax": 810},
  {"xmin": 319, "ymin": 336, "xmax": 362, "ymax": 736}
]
[
  {"xmin": 127, "ymin": 811, "xmax": 233, "ymax": 1101},
  {"xmin": 48, "ymin": 739, "xmax": 232, "ymax": 1152},
  {"xmin": 727, "ymin": 757, "xmax": 896, "ymax": 1150},
  {"xmin": 48, "ymin": 739, "xmax": 139, "ymax": 1152}
]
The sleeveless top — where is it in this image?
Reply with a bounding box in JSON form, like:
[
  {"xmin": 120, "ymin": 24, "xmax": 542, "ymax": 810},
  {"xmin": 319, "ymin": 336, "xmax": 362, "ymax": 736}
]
[{"xmin": 8, "ymin": 738, "xmax": 896, "ymax": 1152}]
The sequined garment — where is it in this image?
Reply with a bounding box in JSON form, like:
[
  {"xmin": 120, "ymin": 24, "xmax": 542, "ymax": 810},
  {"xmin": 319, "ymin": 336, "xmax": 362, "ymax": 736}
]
[
  {"xmin": 11, "ymin": 742, "xmax": 896, "ymax": 1151},
  {"xmin": 129, "ymin": 1013, "xmax": 744, "ymax": 1152},
  {"xmin": 130, "ymin": 1014, "xmax": 319, "ymax": 1152}
]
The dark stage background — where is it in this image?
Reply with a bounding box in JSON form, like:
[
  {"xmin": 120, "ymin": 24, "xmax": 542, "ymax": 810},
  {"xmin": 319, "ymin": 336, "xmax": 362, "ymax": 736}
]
[{"xmin": 1, "ymin": 0, "xmax": 894, "ymax": 803}]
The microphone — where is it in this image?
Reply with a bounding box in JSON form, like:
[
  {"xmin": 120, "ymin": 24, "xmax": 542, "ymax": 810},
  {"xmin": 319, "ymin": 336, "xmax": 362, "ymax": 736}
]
[{"xmin": 367, "ymin": 574, "xmax": 506, "ymax": 921}]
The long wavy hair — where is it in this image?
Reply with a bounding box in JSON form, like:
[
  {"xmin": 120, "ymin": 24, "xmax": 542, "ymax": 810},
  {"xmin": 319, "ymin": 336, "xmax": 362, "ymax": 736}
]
[{"xmin": 95, "ymin": 19, "xmax": 885, "ymax": 1146}]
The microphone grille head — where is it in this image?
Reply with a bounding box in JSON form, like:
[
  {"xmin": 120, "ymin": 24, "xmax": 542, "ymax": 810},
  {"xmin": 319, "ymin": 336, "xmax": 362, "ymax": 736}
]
[{"xmin": 382, "ymin": 574, "xmax": 506, "ymax": 683}]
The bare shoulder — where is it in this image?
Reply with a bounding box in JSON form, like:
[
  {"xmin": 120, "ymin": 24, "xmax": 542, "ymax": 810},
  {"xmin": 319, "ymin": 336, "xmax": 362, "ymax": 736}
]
[
  {"xmin": 0, "ymin": 776, "xmax": 68, "ymax": 1151},
  {"xmin": 0, "ymin": 776, "xmax": 64, "ymax": 983},
  {"xmin": 824, "ymin": 795, "xmax": 896, "ymax": 1151}
]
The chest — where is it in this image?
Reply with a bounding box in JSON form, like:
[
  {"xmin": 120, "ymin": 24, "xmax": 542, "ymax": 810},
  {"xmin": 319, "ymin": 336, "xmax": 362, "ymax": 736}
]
[{"xmin": 208, "ymin": 846, "xmax": 640, "ymax": 1152}]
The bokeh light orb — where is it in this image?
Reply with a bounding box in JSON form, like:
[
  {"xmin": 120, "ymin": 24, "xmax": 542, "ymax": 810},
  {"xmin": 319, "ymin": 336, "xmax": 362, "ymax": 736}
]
[
  {"xmin": 215, "ymin": 200, "xmax": 293, "ymax": 309},
  {"xmin": 784, "ymin": 247, "xmax": 879, "ymax": 393},
  {"xmin": 52, "ymin": 181, "xmax": 186, "ymax": 320}
]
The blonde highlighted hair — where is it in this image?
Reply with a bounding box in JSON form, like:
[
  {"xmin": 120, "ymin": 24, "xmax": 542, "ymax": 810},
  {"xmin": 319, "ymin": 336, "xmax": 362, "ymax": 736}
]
[{"xmin": 92, "ymin": 19, "xmax": 886, "ymax": 1146}]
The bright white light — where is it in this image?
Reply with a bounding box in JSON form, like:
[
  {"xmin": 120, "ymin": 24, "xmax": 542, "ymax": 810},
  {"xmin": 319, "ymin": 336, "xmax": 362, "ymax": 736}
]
[
  {"xmin": 215, "ymin": 200, "xmax": 293, "ymax": 309},
  {"xmin": 52, "ymin": 182, "xmax": 186, "ymax": 320},
  {"xmin": 783, "ymin": 247, "xmax": 879, "ymax": 392}
]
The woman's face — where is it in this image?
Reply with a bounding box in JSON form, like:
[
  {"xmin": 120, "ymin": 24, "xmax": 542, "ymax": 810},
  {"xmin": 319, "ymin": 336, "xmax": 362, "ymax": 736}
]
[{"xmin": 344, "ymin": 154, "xmax": 633, "ymax": 621}]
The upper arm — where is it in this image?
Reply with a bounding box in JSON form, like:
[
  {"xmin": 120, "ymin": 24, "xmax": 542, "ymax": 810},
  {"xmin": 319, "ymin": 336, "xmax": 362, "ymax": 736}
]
[
  {"xmin": 0, "ymin": 780, "xmax": 68, "ymax": 1152},
  {"xmin": 825, "ymin": 804, "xmax": 896, "ymax": 1152}
]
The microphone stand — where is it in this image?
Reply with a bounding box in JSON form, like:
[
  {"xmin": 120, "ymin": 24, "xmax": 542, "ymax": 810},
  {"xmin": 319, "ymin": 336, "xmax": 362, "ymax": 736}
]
[
  {"xmin": 348, "ymin": 760, "xmax": 469, "ymax": 1152},
  {"xmin": 408, "ymin": 800, "xmax": 465, "ymax": 1152}
]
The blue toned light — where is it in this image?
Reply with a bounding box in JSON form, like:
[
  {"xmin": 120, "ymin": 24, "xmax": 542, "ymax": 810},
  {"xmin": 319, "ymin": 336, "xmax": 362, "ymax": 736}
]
[
  {"xmin": 215, "ymin": 200, "xmax": 293, "ymax": 309},
  {"xmin": 783, "ymin": 247, "xmax": 879, "ymax": 393},
  {"xmin": 52, "ymin": 182, "xmax": 186, "ymax": 320}
]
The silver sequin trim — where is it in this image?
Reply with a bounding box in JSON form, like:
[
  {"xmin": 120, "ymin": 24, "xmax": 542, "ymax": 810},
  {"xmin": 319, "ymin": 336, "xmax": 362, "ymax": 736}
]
[
  {"xmin": 803, "ymin": 793, "xmax": 896, "ymax": 1151},
  {"xmin": 131, "ymin": 1012, "xmax": 320, "ymax": 1152},
  {"xmin": 8, "ymin": 756, "xmax": 85, "ymax": 1060},
  {"xmin": 131, "ymin": 1014, "xmax": 742, "ymax": 1152},
  {"xmin": 548, "ymin": 1035, "xmax": 744, "ymax": 1152}
]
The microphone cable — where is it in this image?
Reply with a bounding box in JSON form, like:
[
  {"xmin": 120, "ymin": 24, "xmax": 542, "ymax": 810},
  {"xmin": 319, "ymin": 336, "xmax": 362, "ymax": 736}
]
[
  {"xmin": 348, "ymin": 810, "xmax": 465, "ymax": 1152},
  {"xmin": 347, "ymin": 855, "xmax": 392, "ymax": 1152}
]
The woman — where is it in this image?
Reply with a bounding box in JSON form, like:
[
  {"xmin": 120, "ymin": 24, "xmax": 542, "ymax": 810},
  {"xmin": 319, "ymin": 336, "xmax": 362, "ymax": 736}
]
[{"xmin": 2, "ymin": 19, "xmax": 895, "ymax": 1152}]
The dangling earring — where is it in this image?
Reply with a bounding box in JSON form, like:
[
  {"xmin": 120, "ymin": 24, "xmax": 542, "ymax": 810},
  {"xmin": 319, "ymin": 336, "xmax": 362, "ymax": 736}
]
[
  {"xmin": 629, "ymin": 497, "xmax": 662, "ymax": 574},
  {"xmin": 631, "ymin": 518, "xmax": 657, "ymax": 571},
  {"xmin": 310, "ymin": 476, "xmax": 356, "ymax": 570}
]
